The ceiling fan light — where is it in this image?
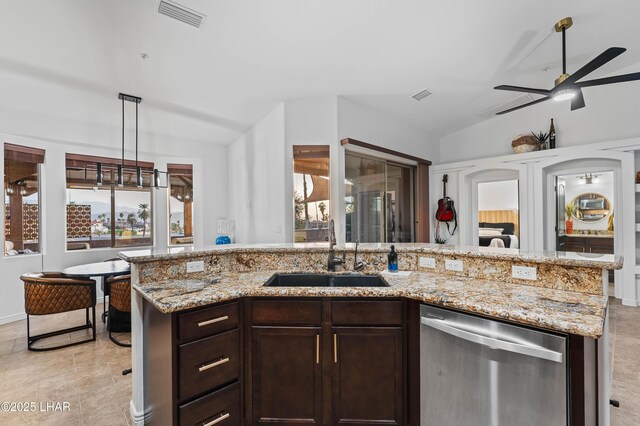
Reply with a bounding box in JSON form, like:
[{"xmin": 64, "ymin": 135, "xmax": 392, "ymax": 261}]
[{"xmin": 553, "ymin": 89, "xmax": 576, "ymax": 102}]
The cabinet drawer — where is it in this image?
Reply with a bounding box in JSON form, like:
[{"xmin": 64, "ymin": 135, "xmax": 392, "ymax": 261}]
[
  {"xmin": 252, "ymin": 299, "xmax": 322, "ymax": 325},
  {"xmin": 179, "ymin": 329, "xmax": 240, "ymax": 401},
  {"xmin": 587, "ymin": 238, "xmax": 613, "ymax": 249},
  {"xmin": 179, "ymin": 382, "xmax": 240, "ymax": 426},
  {"xmin": 179, "ymin": 301, "xmax": 239, "ymax": 343},
  {"xmin": 332, "ymin": 300, "xmax": 403, "ymax": 326}
]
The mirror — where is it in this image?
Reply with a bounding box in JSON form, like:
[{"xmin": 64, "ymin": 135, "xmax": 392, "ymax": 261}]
[{"xmin": 570, "ymin": 192, "xmax": 612, "ymax": 222}]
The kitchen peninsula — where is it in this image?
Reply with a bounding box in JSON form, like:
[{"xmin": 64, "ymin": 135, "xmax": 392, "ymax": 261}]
[{"xmin": 121, "ymin": 243, "xmax": 621, "ymax": 426}]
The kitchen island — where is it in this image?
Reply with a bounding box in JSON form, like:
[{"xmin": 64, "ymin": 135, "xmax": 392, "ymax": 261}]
[{"xmin": 122, "ymin": 243, "xmax": 621, "ymax": 426}]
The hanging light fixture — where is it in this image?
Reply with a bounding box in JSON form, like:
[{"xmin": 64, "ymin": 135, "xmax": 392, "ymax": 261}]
[
  {"xmin": 96, "ymin": 162, "xmax": 104, "ymax": 186},
  {"xmin": 104, "ymin": 93, "xmax": 169, "ymax": 189},
  {"xmin": 577, "ymin": 173, "xmax": 600, "ymax": 185},
  {"xmin": 18, "ymin": 180, "xmax": 27, "ymax": 196},
  {"xmin": 5, "ymin": 166, "xmax": 14, "ymax": 195}
]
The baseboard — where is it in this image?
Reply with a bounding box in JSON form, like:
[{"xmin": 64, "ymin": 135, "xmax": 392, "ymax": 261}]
[
  {"xmin": 621, "ymin": 298, "xmax": 639, "ymax": 307},
  {"xmin": 129, "ymin": 399, "xmax": 147, "ymax": 426},
  {"xmin": 0, "ymin": 312, "xmax": 27, "ymax": 325},
  {"xmin": 0, "ymin": 297, "xmax": 106, "ymax": 325}
]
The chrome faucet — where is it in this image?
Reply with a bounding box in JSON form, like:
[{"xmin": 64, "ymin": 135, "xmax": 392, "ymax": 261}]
[
  {"xmin": 328, "ymin": 219, "xmax": 345, "ymax": 272},
  {"xmin": 353, "ymin": 240, "xmax": 365, "ymax": 271}
]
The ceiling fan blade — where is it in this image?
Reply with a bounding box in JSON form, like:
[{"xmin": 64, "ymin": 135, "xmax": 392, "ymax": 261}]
[
  {"xmin": 577, "ymin": 72, "xmax": 640, "ymax": 88},
  {"xmin": 559, "ymin": 47, "xmax": 626, "ymax": 87},
  {"xmin": 495, "ymin": 96, "xmax": 550, "ymax": 115},
  {"xmin": 570, "ymin": 89, "xmax": 585, "ymax": 111},
  {"xmin": 494, "ymin": 85, "xmax": 551, "ymax": 96}
]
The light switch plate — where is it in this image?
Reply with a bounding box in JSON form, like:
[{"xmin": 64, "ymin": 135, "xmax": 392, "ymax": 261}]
[
  {"xmin": 445, "ymin": 259, "xmax": 463, "ymax": 272},
  {"xmin": 419, "ymin": 257, "xmax": 436, "ymax": 268},
  {"xmin": 512, "ymin": 265, "xmax": 537, "ymax": 280},
  {"xmin": 186, "ymin": 260, "xmax": 205, "ymax": 273}
]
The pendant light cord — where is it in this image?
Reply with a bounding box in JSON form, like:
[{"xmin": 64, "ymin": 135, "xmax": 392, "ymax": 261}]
[
  {"xmin": 122, "ymin": 97, "xmax": 125, "ymax": 168},
  {"xmin": 562, "ymin": 28, "xmax": 566, "ymax": 75},
  {"xmin": 135, "ymin": 102, "xmax": 138, "ymax": 167}
]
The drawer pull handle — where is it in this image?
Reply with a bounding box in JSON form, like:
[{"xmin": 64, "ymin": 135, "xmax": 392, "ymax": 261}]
[
  {"xmin": 316, "ymin": 334, "xmax": 320, "ymax": 364},
  {"xmin": 334, "ymin": 333, "xmax": 338, "ymax": 363},
  {"xmin": 199, "ymin": 357, "xmax": 230, "ymax": 372},
  {"xmin": 198, "ymin": 315, "xmax": 229, "ymax": 327},
  {"xmin": 203, "ymin": 412, "xmax": 230, "ymax": 426}
]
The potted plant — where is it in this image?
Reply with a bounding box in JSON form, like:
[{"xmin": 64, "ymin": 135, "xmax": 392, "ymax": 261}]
[
  {"xmin": 531, "ymin": 131, "xmax": 549, "ymax": 150},
  {"xmin": 565, "ymin": 202, "xmax": 578, "ymax": 234}
]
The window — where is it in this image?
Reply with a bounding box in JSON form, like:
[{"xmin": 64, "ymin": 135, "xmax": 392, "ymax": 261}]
[
  {"xmin": 293, "ymin": 146, "xmax": 330, "ymax": 242},
  {"xmin": 168, "ymin": 164, "xmax": 193, "ymax": 245},
  {"xmin": 4, "ymin": 143, "xmax": 44, "ymax": 256},
  {"xmin": 65, "ymin": 153, "xmax": 153, "ymax": 250},
  {"xmin": 345, "ymin": 152, "xmax": 416, "ymax": 243}
]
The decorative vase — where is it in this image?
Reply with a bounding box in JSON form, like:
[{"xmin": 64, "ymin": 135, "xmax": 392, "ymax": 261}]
[
  {"xmin": 566, "ymin": 219, "xmax": 573, "ymax": 234},
  {"xmin": 511, "ymin": 135, "xmax": 540, "ymax": 154}
]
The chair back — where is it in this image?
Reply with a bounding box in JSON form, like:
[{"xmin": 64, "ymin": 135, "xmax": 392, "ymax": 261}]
[
  {"xmin": 107, "ymin": 275, "xmax": 131, "ymax": 313},
  {"xmin": 21, "ymin": 272, "xmax": 96, "ymax": 316}
]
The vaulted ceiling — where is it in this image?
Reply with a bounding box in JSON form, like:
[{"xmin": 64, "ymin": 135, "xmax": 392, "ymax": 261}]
[{"xmin": 1, "ymin": 0, "xmax": 639, "ymax": 146}]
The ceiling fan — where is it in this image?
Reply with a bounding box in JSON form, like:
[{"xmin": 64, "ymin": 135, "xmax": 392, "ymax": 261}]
[{"xmin": 494, "ymin": 17, "xmax": 640, "ymax": 115}]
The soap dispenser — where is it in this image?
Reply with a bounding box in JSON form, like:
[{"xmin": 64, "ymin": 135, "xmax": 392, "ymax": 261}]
[{"xmin": 387, "ymin": 245, "xmax": 398, "ymax": 272}]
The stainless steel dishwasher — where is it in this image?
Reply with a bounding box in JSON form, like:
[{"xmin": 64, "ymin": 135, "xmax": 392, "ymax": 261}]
[{"xmin": 420, "ymin": 305, "xmax": 567, "ymax": 426}]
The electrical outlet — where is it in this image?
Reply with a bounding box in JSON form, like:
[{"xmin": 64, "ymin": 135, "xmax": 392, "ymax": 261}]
[
  {"xmin": 419, "ymin": 257, "xmax": 436, "ymax": 268},
  {"xmin": 512, "ymin": 265, "xmax": 537, "ymax": 280},
  {"xmin": 445, "ymin": 259, "xmax": 463, "ymax": 272},
  {"xmin": 186, "ymin": 260, "xmax": 205, "ymax": 273}
]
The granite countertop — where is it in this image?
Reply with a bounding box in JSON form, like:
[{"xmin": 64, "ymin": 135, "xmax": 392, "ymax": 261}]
[
  {"xmin": 133, "ymin": 270, "xmax": 608, "ymax": 338},
  {"xmin": 562, "ymin": 233, "xmax": 614, "ymax": 239},
  {"xmin": 120, "ymin": 243, "xmax": 622, "ymax": 270}
]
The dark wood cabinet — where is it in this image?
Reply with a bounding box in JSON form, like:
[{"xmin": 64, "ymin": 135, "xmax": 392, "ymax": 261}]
[
  {"xmin": 251, "ymin": 326, "xmax": 323, "ymax": 425},
  {"xmin": 331, "ymin": 327, "xmax": 403, "ymax": 425},
  {"xmin": 245, "ymin": 298, "xmax": 406, "ymax": 426},
  {"xmin": 560, "ymin": 235, "xmax": 613, "ymax": 254},
  {"xmin": 143, "ymin": 299, "xmax": 242, "ymax": 426}
]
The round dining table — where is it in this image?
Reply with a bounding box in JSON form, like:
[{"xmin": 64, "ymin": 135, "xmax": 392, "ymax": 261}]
[
  {"xmin": 62, "ymin": 259, "xmax": 130, "ymax": 278},
  {"xmin": 62, "ymin": 259, "xmax": 131, "ymax": 324}
]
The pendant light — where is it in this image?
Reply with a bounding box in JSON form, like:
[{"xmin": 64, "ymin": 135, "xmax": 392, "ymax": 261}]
[
  {"xmin": 5, "ymin": 166, "xmax": 14, "ymax": 195},
  {"xmin": 109, "ymin": 93, "xmax": 168, "ymax": 189},
  {"xmin": 96, "ymin": 163, "xmax": 104, "ymax": 186}
]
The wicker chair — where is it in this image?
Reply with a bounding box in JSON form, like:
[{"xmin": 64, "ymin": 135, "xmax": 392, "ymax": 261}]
[
  {"xmin": 21, "ymin": 272, "xmax": 96, "ymax": 351},
  {"xmin": 100, "ymin": 257, "xmax": 122, "ymax": 323},
  {"xmin": 107, "ymin": 274, "xmax": 131, "ymax": 347}
]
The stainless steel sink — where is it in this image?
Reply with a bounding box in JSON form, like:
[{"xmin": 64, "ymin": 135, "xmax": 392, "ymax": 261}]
[{"xmin": 264, "ymin": 273, "xmax": 389, "ymax": 287}]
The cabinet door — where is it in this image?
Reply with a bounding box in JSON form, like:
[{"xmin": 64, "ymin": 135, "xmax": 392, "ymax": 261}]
[
  {"xmin": 562, "ymin": 242, "xmax": 585, "ymax": 253},
  {"xmin": 587, "ymin": 238, "xmax": 614, "ymax": 254},
  {"xmin": 252, "ymin": 326, "xmax": 322, "ymax": 425},
  {"xmin": 332, "ymin": 327, "xmax": 403, "ymax": 425}
]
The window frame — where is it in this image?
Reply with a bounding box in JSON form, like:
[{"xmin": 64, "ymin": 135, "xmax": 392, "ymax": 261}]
[
  {"xmin": 167, "ymin": 163, "xmax": 194, "ymax": 247},
  {"xmin": 4, "ymin": 143, "xmax": 45, "ymax": 257},
  {"xmin": 65, "ymin": 153, "xmax": 155, "ymax": 251}
]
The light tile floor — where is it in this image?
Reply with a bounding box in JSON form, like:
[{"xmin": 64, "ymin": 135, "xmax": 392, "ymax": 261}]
[
  {"xmin": 0, "ymin": 304, "xmax": 131, "ymax": 425},
  {"xmin": 0, "ymin": 299, "xmax": 637, "ymax": 425}
]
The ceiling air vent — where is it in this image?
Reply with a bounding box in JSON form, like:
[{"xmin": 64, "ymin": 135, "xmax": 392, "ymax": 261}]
[
  {"xmin": 157, "ymin": 0, "xmax": 206, "ymax": 29},
  {"xmin": 478, "ymin": 94, "xmax": 535, "ymax": 119},
  {"xmin": 412, "ymin": 89, "xmax": 432, "ymax": 101}
]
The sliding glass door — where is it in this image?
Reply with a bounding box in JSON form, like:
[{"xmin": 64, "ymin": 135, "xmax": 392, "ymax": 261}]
[{"xmin": 345, "ymin": 153, "xmax": 415, "ymax": 243}]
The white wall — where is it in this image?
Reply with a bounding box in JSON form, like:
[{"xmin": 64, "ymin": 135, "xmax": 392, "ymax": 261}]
[
  {"xmin": 230, "ymin": 96, "xmax": 438, "ymax": 244},
  {"xmin": 337, "ymin": 97, "xmax": 439, "ymax": 163},
  {"xmin": 438, "ymin": 69, "xmax": 640, "ymax": 163},
  {"xmin": 0, "ymin": 121, "xmax": 227, "ymax": 323},
  {"xmin": 477, "ymin": 180, "xmax": 519, "ymax": 211},
  {"xmin": 563, "ymin": 171, "xmax": 615, "ymax": 231},
  {"xmin": 284, "ymin": 97, "xmax": 339, "ymax": 242},
  {"xmin": 228, "ymin": 104, "xmax": 286, "ymax": 244}
]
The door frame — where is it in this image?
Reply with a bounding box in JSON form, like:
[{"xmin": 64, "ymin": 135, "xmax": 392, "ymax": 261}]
[{"xmin": 457, "ymin": 164, "xmax": 529, "ymax": 249}]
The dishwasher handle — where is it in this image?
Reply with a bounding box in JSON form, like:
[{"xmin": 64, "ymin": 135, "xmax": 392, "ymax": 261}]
[{"xmin": 421, "ymin": 316, "xmax": 563, "ymax": 363}]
